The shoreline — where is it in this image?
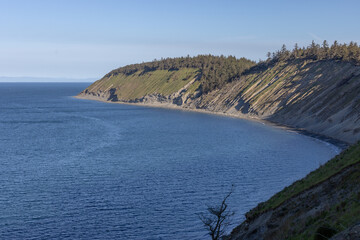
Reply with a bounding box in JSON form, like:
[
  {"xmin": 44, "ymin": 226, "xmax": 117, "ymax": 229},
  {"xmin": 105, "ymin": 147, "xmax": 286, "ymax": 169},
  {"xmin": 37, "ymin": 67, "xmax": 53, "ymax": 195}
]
[{"xmin": 74, "ymin": 95, "xmax": 349, "ymax": 151}]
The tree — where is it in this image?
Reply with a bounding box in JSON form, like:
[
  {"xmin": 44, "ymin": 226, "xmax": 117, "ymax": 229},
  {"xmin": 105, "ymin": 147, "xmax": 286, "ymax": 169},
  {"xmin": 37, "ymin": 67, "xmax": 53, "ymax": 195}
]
[
  {"xmin": 293, "ymin": 43, "xmax": 299, "ymax": 58},
  {"xmin": 279, "ymin": 44, "xmax": 290, "ymax": 61},
  {"xmin": 320, "ymin": 40, "xmax": 329, "ymax": 59},
  {"xmin": 199, "ymin": 188, "xmax": 235, "ymax": 240},
  {"xmin": 308, "ymin": 40, "xmax": 320, "ymax": 59},
  {"xmin": 260, "ymin": 40, "xmax": 360, "ymax": 67},
  {"xmin": 322, "ymin": 40, "xmax": 329, "ymax": 58},
  {"xmin": 330, "ymin": 40, "xmax": 340, "ymax": 59},
  {"xmin": 266, "ymin": 52, "xmax": 271, "ymax": 59}
]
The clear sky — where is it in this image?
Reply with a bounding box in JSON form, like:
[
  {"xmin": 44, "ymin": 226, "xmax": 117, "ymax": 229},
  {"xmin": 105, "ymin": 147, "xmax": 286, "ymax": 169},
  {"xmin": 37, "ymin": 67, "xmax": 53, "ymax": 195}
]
[{"xmin": 1, "ymin": 0, "xmax": 359, "ymax": 80}]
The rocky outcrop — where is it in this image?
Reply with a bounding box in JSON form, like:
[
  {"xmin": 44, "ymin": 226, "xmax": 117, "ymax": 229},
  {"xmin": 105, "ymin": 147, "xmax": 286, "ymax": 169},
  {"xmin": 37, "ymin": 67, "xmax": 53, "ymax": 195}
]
[{"xmin": 80, "ymin": 87, "xmax": 118, "ymax": 102}]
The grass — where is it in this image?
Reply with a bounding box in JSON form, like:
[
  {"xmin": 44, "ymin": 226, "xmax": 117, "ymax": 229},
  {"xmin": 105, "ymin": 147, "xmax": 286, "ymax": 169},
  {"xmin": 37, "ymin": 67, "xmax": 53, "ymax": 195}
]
[
  {"xmin": 186, "ymin": 80, "xmax": 201, "ymax": 95},
  {"xmin": 247, "ymin": 142, "xmax": 360, "ymax": 220},
  {"xmin": 287, "ymin": 164, "xmax": 360, "ymax": 239},
  {"xmin": 240, "ymin": 142, "xmax": 360, "ymax": 239},
  {"xmin": 86, "ymin": 68, "xmax": 200, "ymax": 100}
]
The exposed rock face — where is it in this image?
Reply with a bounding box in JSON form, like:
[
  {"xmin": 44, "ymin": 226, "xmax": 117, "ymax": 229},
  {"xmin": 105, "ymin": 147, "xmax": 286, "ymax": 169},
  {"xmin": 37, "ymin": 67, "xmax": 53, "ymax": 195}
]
[
  {"xmin": 80, "ymin": 87, "xmax": 118, "ymax": 102},
  {"xmin": 188, "ymin": 60, "xmax": 360, "ymax": 143},
  {"xmin": 78, "ymin": 59, "xmax": 360, "ymax": 144}
]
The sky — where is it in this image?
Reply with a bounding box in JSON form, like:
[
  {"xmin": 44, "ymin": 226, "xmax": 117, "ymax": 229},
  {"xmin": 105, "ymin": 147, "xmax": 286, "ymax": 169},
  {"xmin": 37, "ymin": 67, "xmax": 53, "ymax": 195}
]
[{"xmin": 1, "ymin": 0, "xmax": 360, "ymax": 81}]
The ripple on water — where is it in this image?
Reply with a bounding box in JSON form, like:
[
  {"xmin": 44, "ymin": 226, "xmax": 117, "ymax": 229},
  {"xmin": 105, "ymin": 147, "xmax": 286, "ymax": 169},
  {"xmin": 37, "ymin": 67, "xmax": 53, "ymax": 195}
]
[{"xmin": 0, "ymin": 83, "xmax": 339, "ymax": 240}]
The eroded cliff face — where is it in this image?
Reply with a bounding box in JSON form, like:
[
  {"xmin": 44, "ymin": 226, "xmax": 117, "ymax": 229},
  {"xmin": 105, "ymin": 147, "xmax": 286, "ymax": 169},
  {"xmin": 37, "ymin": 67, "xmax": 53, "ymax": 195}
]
[
  {"xmin": 186, "ymin": 60, "xmax": 360, "ymax": 143},
  {"xmin": 78, "ymin": 59, "xmax": 360, "ymax": 143}
]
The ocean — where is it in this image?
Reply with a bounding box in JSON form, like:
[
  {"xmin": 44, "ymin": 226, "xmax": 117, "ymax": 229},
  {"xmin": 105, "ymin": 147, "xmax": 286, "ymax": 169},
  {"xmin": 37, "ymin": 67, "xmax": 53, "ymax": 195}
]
[{"xmin": 0, "ymin": 83, "xmax": 339, "ymax": 239}]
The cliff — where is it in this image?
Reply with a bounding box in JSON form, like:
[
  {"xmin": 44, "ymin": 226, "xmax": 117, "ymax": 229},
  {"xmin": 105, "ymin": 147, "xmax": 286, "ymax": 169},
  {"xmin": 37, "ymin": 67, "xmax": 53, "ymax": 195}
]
[{"xmin": 78, "ymin": 58, "xmax": 360, "ymax": 144}]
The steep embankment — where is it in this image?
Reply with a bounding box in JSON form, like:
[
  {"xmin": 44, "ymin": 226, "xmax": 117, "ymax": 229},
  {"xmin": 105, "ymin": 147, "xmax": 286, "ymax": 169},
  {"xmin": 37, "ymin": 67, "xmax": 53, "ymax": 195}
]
[
  {"xmin": 78, "ymin": 58, "xmax": 360, "ymax": 144},
  {"xmin": 190, "ymin": 59, "xmax": 360, "ymax": 144},
  {"xmin": 226, "ymin": 142, "xmax": 360, "ymax": 240}
]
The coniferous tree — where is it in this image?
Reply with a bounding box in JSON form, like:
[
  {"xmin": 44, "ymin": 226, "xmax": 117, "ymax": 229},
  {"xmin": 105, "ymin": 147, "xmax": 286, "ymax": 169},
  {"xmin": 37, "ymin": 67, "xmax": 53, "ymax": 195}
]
[
  {"xmin": 320, "ymin": 40, "xmax": 329, "ymax": 59},
  {"xmin": 106, "ymin": 40, "xmax": 360, "ymax": 95},
  {"xmin": 264, "ymin": 40, "xmax": 359, "ymax": 65},
  {"xmin": 293, "ymin": 43, "xmax": 299, "ymax": 58}
]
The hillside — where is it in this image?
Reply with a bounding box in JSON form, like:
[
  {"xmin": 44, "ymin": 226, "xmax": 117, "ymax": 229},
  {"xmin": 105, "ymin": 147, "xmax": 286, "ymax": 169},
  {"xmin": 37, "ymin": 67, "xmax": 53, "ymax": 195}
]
[
  {"xmin": 226, "ymin": 142, "xmax": 360, "ymax": 240},
  {"xmin": 78, "ymin": 55, "xmax": 360, "ymax": 144},
  {"xmin": 189, "ymin": 59, "xmax": 360, "ymax": 144},
  {"xmin": 81, "ymin": 68, "xmax": 201, "ymax": 101}
]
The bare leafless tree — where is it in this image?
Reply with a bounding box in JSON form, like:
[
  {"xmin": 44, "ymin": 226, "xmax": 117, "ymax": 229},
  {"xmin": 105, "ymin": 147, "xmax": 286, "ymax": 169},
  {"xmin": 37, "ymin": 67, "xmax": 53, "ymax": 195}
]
[{"xmin": 199, "ymin": 188, "xmax": 235, "ymax": 240}]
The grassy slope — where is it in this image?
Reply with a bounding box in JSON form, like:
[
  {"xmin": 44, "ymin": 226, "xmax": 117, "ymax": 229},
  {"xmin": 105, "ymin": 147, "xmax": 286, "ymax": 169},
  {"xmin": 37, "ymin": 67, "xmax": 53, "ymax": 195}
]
[
  {"xmin": 248, "ymin": 142, "xmax": 360, "ymax": 218},
  {"xmin": 85, "ymin": 68, "xmax": 200, "ymax": 100},
  {"xmin": 293, "ymin": 183, "xmax": 360, "ymax": 239},
  {"xmin": 244, "ymin": 142, "xmax": 360, "ymax": 238}
]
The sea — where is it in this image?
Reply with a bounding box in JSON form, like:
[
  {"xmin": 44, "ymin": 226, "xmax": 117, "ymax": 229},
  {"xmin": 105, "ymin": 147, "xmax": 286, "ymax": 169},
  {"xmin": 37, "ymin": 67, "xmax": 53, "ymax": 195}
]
[{"xmin": 0, "ymin": 83, "xmax": 340, "ymax": 239}]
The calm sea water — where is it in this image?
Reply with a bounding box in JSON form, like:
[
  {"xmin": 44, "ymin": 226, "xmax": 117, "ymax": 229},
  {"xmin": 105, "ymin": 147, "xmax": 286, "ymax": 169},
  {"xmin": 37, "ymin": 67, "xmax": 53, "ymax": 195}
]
[{"xmin": 0, "ymin": 83, "xmax": 339, "ymax": 240}]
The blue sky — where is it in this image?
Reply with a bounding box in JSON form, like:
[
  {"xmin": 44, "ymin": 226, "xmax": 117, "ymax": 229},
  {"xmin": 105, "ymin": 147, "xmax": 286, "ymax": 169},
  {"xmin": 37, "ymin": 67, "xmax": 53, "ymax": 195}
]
[{"xmin": 1, "ymin": 0, "xmax": 359, "ymax": 80}]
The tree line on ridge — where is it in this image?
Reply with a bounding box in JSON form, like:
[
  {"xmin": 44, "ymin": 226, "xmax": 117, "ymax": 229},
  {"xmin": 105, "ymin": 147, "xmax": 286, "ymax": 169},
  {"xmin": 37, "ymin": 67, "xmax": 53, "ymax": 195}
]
[{"xmin": 104, "ymin": 40, "xmax": 359, "ymax": 93}]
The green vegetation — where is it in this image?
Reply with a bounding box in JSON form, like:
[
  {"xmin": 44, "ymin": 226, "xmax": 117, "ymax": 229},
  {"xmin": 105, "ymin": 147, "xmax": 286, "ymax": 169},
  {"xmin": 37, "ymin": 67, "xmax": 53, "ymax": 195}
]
[
  {"xmin": 253, "ymin": 40, "xmax": 360, "ymax": 73},
  {"xmin": 88, "ymin": 68, "xmax": 200, "ymax": 100},
  {"xmin": 85, "ymin": 40, "xmax": 360, "ymax": 102},
  {"xmin": 104, "ymin": 55, "xmax": 256, "ymax": 93},
  {"xmin": 287, "ymin": 164, "xmax": 360, "ymax": 240},
  {"xmin": 246, "ymin": 142, "xmax": 360, "ymax": 219},
  {"xmin": 237, "ymin": 142, "xmax": 360, "ymax": 239}
]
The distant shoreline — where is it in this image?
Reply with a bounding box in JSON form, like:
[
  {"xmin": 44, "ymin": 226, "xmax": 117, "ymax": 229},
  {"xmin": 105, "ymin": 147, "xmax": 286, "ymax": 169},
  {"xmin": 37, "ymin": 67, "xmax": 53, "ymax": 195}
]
[{"xmin": 74, "ymin": 95, "xmax": 349, "ymax": 151}]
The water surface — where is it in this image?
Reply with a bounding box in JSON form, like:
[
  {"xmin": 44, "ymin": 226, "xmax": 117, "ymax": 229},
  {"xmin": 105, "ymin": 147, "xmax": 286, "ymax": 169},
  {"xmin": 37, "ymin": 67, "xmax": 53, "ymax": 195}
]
[{"xmin": 0, "ymin": 83, "xmax": 339, "ymax": 239}]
